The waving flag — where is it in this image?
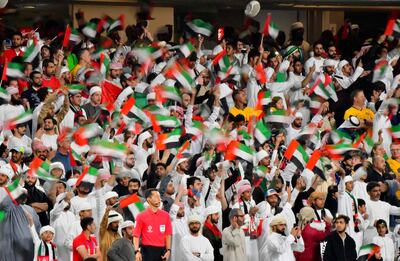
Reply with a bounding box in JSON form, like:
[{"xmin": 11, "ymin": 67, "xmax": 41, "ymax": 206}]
[
  {"xmin": 187, "ymin": 18, "xmax": 214, "ymax": 37},
  {"xmin": 155, "ymin": 115, "xmax": 181, "ymax": 129},
  {"xmin": 6, "ymin": 110, "xmax": 32, "ymax": 129},
  {"xmin": 120, "ymin": 194, "xmax": 145, "ymax": 218},
  {"xmin": 76, "ymin": 166, "xmax": 99, "ymax": 186},
  {"xmin": 91, "ymin": 139, "xmax": 128, "ymax": 159},
  {"xmin": 309, "ymin": 73, "xmax": 338, "ymax": 102},
  {"xmin": 225, "ymin": 141, "xmax": 255, "ymax": 163},
  {"xmin": 384, "ymin": 18, "xmax": 400, "ymax": 38},
  {"xmin": 5, "ymin": 62, "xmax": 25, "ymax": 79},
  {"xmin": 82, "ymin": 22, "xmax": 98, "ymax": 38},
  {"xmin": 265, "ymin": 109, "xmax": 292, "ymax": 124},
  {"xmin": 372, "ymin": 60, "xmax": 389, "ymax": 83},
  {"xmin": 254, "ymin": 121, "xmax": 271, "ymax": 144},
  {"xmin": 100, "ymin": 53, "xmax": 110, "ymax": 78},
  {"xmin": 357, "ymin": 243, "xmax": 380, "ymax": 261},
  {"xmin": 23, "ymin": 37, "xmax": 40, "ymax": 63},
  {"xmin": 72, "ymin": 123, "xmax": 103, "ymax": 146},
  {"xmin": 284, "ymin": 140, "xmax": 309, "ymax": 170},
  {"xmin": 5, "ymin": 178, "xmax": 25, "ymax": 205},
  {"xmin": 156, "ymin": 129, "xmax": 182, "ymax": 150},
  {"xmin": 262, "ymin": 14, "xmax": 279, "ymax": 39},
  {"xmin": 28, "ymin": 158, "xmax": 59, "ymax": 181},
  {"xmin": 107, "ymin": 15, "xmax": 125, "ymax": 33},
  {"xmin": 180, "ymin": 42, "xmax": 195, "ymax": 58}
]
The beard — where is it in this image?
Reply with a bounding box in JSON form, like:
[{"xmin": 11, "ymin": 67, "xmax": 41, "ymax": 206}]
[
  {"xmin": 11, "ymin": 96, "xmax": 22, "ymax": 105},
  {"xmin": 44, "ymin": 126, "xmax": 53, "ymax": 131},
  {"xmin": 211, "ymin": 217, "xmax": 219, "ymax": 224},
  {"xmin": 190, "ymin": 227, "xmax": 200, "ymax": 234},
  {"xmin": 177, "ymin": 212, "xmax": 185, "ymax": 218}
]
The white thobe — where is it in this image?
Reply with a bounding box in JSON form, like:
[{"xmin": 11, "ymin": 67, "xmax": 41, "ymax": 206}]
[
  {"xmin": 50, "ymin": 200, "xmax": 76, "ymax": 261},
  {"xmin": 365, "ymin": 200, "xmax": 400, "ymax": 244},
  {"xmin": 335, "ymin": 66, "xmax": 364, "ymax": 89},
  {"xmin": 264, "ymin": 232, "xmax": 304, "ymax": 261},
  {"xmin": 179, "ymin": 234, "xmax": 214, "ymax": 261},
  {"xmin": 337, "ymin": 178, "xmax": 357, "ymax": 239},
  {"xmin": 372, "ymin": 235, "xmax": 395, "ymax": 261},
  {"xmin": 352, "ymin": 181, "xmax": 369, "ymax": 202},
  {"xmin": 169, "ymin": 203, "xmax": 189, "ymax": 261},
  {"xmin": 304, "ymin": 56, "xmax": 325, "ymax": 79}
]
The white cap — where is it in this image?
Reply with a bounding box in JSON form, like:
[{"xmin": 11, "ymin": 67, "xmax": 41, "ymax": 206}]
[
  {"xmin": 6, "ymin": 86, "xmax": 18, "ymax": 95},
  {"xmin": 338, "ymin": 60, "xmax": 349, "ymax": 71},
  {"xmin": 343, "ymin": 175, "xmax": 353, "ymax": 183},
  {"xmin": 187, "ymin": 214, "xmax": 202, "ymax": 225},
  {"xmin": 323, "ymin": 59, "xmax": 337, "ymax": 67},
  {"xmin": 137, "ymin": 131, "xmax": 152, "ymax": 147},
  {"xmin": 338, "ymin": 116, "xmax": 360, "ymax": 129},
  {"xmin": 244, "ymin": 0, "xmax": 261, "ymax": 18},
  {"xmin": 0, "ymin": 165, "xmax": 13, "ymax": 181},
  {"xmin": 66, "ymin": 178, "xmax": 77, "ymax": 188},
  {"xmin": 205, "ymin": 205, "xmax": 220, "ymax": 217},
  {"xmin": 120, "ymin": 220, "xmax": 134, "ymax": 230},
  {"xmin": 107, "ymin": 210, "xmax": 123, "ymax": 226},
  {"xmin": 295, "ymin": 111, "xmax": 303, "ymax": 119},
  {"xmin": 49, "ymin": 162, "xmax": 65, "ymax": 174},
  {"xmin": 256, "ymin": 150, "xmax": 269, "ymax": 163},
  {"xmin": 89, "ymin": 86, "xmax": 102, "ymax": 96},
  {"xmin": 104, "ymin": 191, "xmax": 119, "ymax": 201},
  {"xmin": 40, "ymin": 225, "xmax": 55, "ymax": 236},
  {"xmin": 147, "ymin": 92, "xmax": 156, "ymax": 101},
  {"xmin": 77, "ymin": 201, "xmax": 92, "ymax": 213}
]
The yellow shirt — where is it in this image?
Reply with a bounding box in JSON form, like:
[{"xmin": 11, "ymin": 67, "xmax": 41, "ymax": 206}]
[
  {"xmin": 387, "ymin": 158, "xmax": 400, "ymax": 176},
  {"xmin": 230, "ymin": 107, "xmax": 262, "ymax": 121},
  {"xmin": 343, "ymin": 106, "xmax": 375, "ymax": 122},
  {"xmin": 70, "ymin": 64, "xmax": 81, "ymax": 82}
]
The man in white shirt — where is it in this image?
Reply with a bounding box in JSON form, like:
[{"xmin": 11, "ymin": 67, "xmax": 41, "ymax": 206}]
[
  {"xmin": 286, "ymin": 112, "xmax": 303, "ymax": 146},
  {"xmin": 265, "ymin": 214, "xmax": 304, "ymax": 261},
  {"xmin": 304, "ymin": 41, "xmax": 325, "ymax": 79},
  {"xmin": 335, "ymin": 59, "xmax": 364, "ymax": 90},
  {"xmin": 35, "ymin": 116, "xmax": 58, "ymax": 152},
  {"xmin": 364, "ymin": 182, "xmax": 400, "ymax": 244},
  {"xmin": 179, "ymin": 214, "xmax": 214, "ymax": 261},
  {"xmin": 8, "ymin": 123, "xmax": 32, "ymax": 157}
]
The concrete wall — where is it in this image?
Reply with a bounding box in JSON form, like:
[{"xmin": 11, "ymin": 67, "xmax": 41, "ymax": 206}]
[{"xmin": 70, "ymin": 4, "xmax": 174, "ymax": 40}]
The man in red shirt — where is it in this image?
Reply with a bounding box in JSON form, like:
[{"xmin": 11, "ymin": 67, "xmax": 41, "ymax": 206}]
[
  {"xmin": 72, "ymin": 217, "xmax": 102, "ymax": 261},
  {"xmin": 1, "ymin": 31, "xmax": 24, "ymax": 65},
  {"xmin": 133, "ymin": 188, "xmax": 172, "ymax": 261},
  {"xmin": 41, "ymin": 59, "xmax": 61, "ymax": 91}
]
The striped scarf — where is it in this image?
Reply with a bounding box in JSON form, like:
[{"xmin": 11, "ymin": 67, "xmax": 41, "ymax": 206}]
[{"xmin": 37, "ymin": 241, "xmax": 57, "ymax": 261}]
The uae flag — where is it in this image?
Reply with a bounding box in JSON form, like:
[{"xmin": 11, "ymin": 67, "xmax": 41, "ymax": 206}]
[
  {"xmin": 170, "ymin": 64, "xmax": 194, "ymax": 90},
  {"xmin": 177, "ymin": 140, "xmax": 191, "ymax": 159},
  {"xmin": 284, "ymin": 140, "xmax": 309, "ymax": 170},
  {"xmin": 120, "ymin": 96, "xmax": 151, "ymax": 124},
  {"xmin": 23, "ymin": 37, "xmax": 40, "ymax": 63},
  {"xmin": 6, "ymin": 110, "xmax": 32, "ymax": 129},
  {"xmin": 156, "ymin": 129, "xmax": 182, "ymax": 150},
  {"xmin": 324, "ymin": 143, "xmax": 358, "ymax": 160},
  {"xmin": 67, "ymin": 83, "xmax": 85, "ymax": 94},
  {"xmin": 255, "ymin": 63, "xmax": 267, "ymax": 84},
  {"xmin": 76, "ymin": 166, "xmax": 99, "ymax": 186},
  {"xmin": 225, "ymin": 141, "xmax": 255, "ymax": 163},
  {"xmin": 0, "ymin": 87, "xmax": 10, "ymax": 101},
  {"xmin": 390, "ymin": 124, "xmax": 400, "ymax": 139},
  {"xmin": 5, "ymin": 178, "xmax": 25, "ymax": 205},
  {"xmin": 107, "ymin": 15, "xmax": 125, "ymax": 33},
  {"xmin": 265, "ymin": 109, "xmax": 292, "ymax": 124},
  {"xmin": 63, "ymin": 25, "xmax": 82, "ymax": 48},
  {"xmin": 120, "ymin": 194, "xmax": 145, "ymax": 218},
  {"xmin": 305, "ymin": 150, "xmax": 326, "ymax": 181},
  {"xmin": 180, "ymin": 42, "xmax": 195, "ymax": 58},
  {"xmin": 5, "ymin": 62, "xmax": 25, "ymax": 79},
  {"xmin": 310, "ymin": 73, "xmax": 338, "ymax": 102},
  {"xmin": 101, "ymin": 80, "xmax": 122, "ymax": 105},
  {"xmin": 384, "ymin": 18, "xmax": 400, "ymax": 38},
  {"xmin": 262, "ymin": 14, "xmax": 279, "ymax": 39},
  {"xmin": 357, "ymin": 243, "xmax": 380, "ymax": 261},
  {"xmin": 254, "ymin": 121, "xmax": 271, "ymax": 144},
  {"xmin": 91, "ymin": 139, "xmax": 128, "ymax": 159},
  {"xmin": 27, "ymin": 158, "xmax": 56, "ymax": 181},
  {"xmin": 72, "ymin": 123, "xmax": 103, "ymax": 146},
  {"xmin": 155, "ymin": 115, "xmax": 181, "ymax": 129},
  {"xmin": 372, "ymin": 60, "xmax": 388, "ymax": 83},
  {"xmin": 155, "ymin": 85, "xmax": 182, "ymax": 103},
  {"xmin": 257, "ymin": 90, "xmax": 272, "ymax": 108},
  {"xmin": 100, "ymin": 53, "xmax": 110, "ymax": 78},
  {"xmin": 186, "ymin": 18, "xmax": 214, "ymax": 37},
  {"xmin": 82, "ymin": 22, "xmax": 98, "ymax": 38},
  {"xmin": 331, "ymin": 129, "xmax": 353, "ymax": 144},
  {"xmin": 185, "ymin": 120, "xmax": 204, "ymax": 138}
]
